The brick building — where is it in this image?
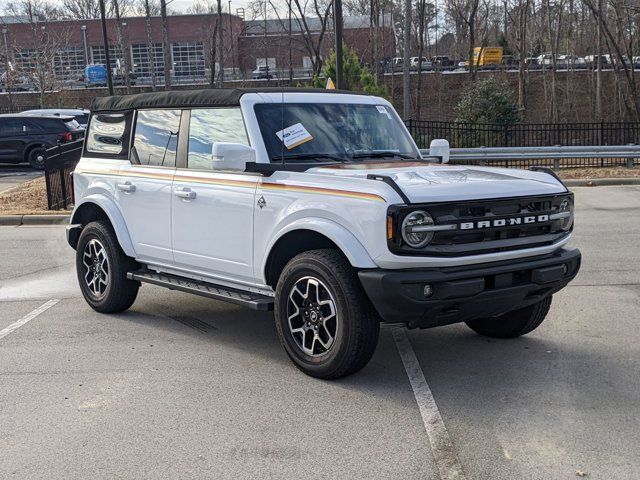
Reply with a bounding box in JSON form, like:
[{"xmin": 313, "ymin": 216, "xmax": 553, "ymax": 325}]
[
  {"xmin": 0, "ymin": 13, "xmax": 394, "ymax": 84},
  {"xmin": 238, "ymin": 15, "xmax": 394, "ymax": 75},
  {"xmin": 1, "ymin": 14, "xmax": 242, "ymax": 83}
]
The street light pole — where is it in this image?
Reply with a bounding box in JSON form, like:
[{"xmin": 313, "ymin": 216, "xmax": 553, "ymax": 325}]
[
  {"xmin": 2, "ymin": 28, "xmax": 12, "ymax": 109},
  {"xmin": 81, "ymin": 25, "xmax": 89, "ymax": 65},
  {"xmin": 229, "ymin": 1, "xmax": 235, "ymax": 77},
  {"xmin": 98, "ymin": 0, "xmax": 114, "ymax": 94},
  {"xmin": 334, "ymin": 0, "xmax": 344, "ymax": 89}
]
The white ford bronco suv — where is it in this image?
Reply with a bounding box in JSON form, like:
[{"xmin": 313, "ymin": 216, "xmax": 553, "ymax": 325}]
[{"xmin": 67, "ymin": 88, "xmax": 581, "ymax": 379}]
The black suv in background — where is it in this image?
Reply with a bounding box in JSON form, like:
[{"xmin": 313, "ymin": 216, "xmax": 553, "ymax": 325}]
[{"xmin": 0, "ymin": 114, "xmax": 84, "ymax": 169}]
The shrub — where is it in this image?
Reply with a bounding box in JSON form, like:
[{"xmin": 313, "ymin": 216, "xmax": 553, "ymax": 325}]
[
  {"xmin": 454, "ymin": 78, "xmax": 521, "ymax": 125},
  {"xmin": 312, "ymin": 46, "xmax": 388, "ymax": 98}
]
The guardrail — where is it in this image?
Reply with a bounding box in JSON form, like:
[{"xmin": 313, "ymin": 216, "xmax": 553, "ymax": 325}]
[
  {"xmin": 419, "ymin": 145, "xmax": 640, "ymax": 169},
  {"xmin": 44, "ymin": 139, "xmax": 83, "ymax": 210}
]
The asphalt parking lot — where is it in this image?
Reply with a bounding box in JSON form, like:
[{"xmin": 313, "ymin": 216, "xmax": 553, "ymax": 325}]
[
  {"xmin": 1, "ymin": 185, "xmax": 638, "ymax": 479},
  {"xmin": 0, "ymin": 164, "xmax": 41, "ymax": 193}
]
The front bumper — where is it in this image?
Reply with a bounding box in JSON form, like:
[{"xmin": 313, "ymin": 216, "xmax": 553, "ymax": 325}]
[{"xmin": 358, "ymin": 248, "xmax": 581, "ymax": 329}]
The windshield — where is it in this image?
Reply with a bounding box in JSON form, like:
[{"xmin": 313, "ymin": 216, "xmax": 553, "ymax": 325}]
[{"xmin": 254, "ymin": 103, "xmax": 419, "ymax": 162}]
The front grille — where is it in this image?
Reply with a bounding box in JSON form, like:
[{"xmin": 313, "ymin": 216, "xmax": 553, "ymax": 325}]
[{"xmin": 390, "ymin": 193, "xmax": 573, "ymax": 257}]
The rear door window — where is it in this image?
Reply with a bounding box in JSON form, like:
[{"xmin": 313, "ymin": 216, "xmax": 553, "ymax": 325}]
[
  {"xmin": 132, "ymin": 109, "xmax": 181, "ymax": 168},
  {"xmin": 86, "ymin": 113, "xmax": 132, "ymax": 156},
  {"xmin": 0, "ymin": 118, "xmax": 25, "ymax": 135}
]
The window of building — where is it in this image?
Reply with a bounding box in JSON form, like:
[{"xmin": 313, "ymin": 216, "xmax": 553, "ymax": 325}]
[
  {"xmin": 86, "ymin": 113, "xmax": 131, "ymax": 156},
  {"xmin": 15, "ymin": 49, "xmax": 38, "ymax": 73},
  {"xmin": 132, "ymin": 110, "xmax": 181, "ymax": 167},
  {"xmin": 53, "ymin": 47, "xmax": 85, "ymax": 80},
  {"xmin": 91, "ymin": 45, "xmax": 124, "ymax": 70},
  {"xmin": 187, "ymin": 108, "xmax": 248, "ymax": 170},
  {"xmin": 171, "ymin": 42, "xmax": 205, "ymax": 77},
  {"xmin": 131, "ymin": 43, "xmax": 164, "ymax": 78},
  {"xmin": 256, "ymin": 58, "xmax": 276, "ymax": 68}
]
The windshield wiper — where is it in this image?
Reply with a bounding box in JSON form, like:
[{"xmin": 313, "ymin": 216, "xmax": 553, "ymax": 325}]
[
  {"xmin": 351, "ymin": 151, "xmax": 416, "ymax": 160},
  {"xmin": 271, "ymin": 153, "xmax": 348, "ymax": 163}
]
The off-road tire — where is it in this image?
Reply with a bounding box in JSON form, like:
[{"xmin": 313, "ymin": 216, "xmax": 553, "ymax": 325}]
[
  {"xmin": 274, "ymin": 249, "xmax": 380, "ymax": 379},
  {"xmin": 465, "ymin": 296, "xmax": 553, "ymax": 339},
  {"xmin": 76, "ymin": 221, "xmax": 139, "ymax": 313},
  {"xmin": 28, "ymin": 146, "xmax": 46, "ymax": 170}
]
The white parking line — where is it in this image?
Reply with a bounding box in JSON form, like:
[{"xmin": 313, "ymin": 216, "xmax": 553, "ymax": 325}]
[
  {"xmin": 392, "ymin": 327, "xmax": 467, "ymax": 480},
  {"xmin": 0, "ymin": 299, "xmax": 59, "ymax": 341}
]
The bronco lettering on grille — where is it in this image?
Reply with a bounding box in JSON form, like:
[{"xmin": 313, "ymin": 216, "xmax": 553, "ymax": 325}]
[{"xmin": 460, "ymin": 215, "xmax": 550, "ymax": 230}]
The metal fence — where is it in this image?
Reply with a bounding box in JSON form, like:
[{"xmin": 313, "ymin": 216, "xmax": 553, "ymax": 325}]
[
  {"xmin": 44, "ymin": 140, "xmax": 83, "ymax": 210},
  {"xmin": 0, "ymin": 105, "xmax": 41, "ymax": 114},
  {"xmin": 407, "ymin": 120, "xmax": 640, "ymax": 148}
]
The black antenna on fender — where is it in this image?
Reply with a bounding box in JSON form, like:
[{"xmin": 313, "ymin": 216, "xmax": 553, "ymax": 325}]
[{"xmin": 281, "ymin": 84, "xmax": 285, "ymax": 166}]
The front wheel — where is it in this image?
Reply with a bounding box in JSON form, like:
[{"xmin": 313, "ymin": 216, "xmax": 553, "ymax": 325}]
[
  {"xmin": 274, "ymin": 249, "xmax": 380, "ymax": 379},
  {"xmin": 465, "ymin": 296, "xmax": 552, "ymax": 339},
  {"xmin": 76, "ymin": 221, "xmax": 140, "ymax": 313}
]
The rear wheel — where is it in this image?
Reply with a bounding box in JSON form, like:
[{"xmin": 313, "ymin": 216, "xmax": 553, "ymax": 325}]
[
  {"xmin": 465, "ymin": 296, "xmax": 552, "ymax": 338},
  {"xmin": 27, "ymin": 146, "xmax": 46, "ymax": 170},
  {"xmin": 76, "ymin": 221, "xmax": 139, "ymax": 313},
  {"xmin": 274, "ymin": 249, "xmax": 379, "ymax": 379}
]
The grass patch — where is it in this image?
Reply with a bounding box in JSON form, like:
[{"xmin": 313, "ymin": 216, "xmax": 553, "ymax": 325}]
[
  {"xmin": 556, "ymin": 167, "xmax": 640, "ymax": 179},
  {"xmin": 0, "ymin": 177, "xmax": 62, "ymax": 215}
]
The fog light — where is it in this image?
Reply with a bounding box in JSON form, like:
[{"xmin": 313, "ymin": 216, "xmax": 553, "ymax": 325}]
[{"xmin": 423, "ymin": 284, "xmax": 434, "ymax": 298}]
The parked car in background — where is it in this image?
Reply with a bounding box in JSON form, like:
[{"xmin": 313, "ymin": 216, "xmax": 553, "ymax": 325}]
[
  {"xmin": 524, "ymin": 57, "xmax": 540, "ymax": 69},
  {"xmin": 536, "ymin": 53, "xmax": 555, "ymax": 67},
  {"xmin": 557, "ymin": 54, "xmax": 587, "ymax": 70},
  {"xmin": 431, "ymin": 56, "xmax": 455, "ymax": 70},
  {"xmin": 391, "ymin": 57, "xmax": 404, "ymax": 72},
  {"xmin": 501, "ymin": 55, "xmax": 519, "ymax": 69},
  {"xmin": 410, "ymin": 57, "xmax": 433, "ymax": 71},
  {"xmin": 20, "ymin": 108, "xmax": 90, "ymax": 129},
  {"xmin": 584, "ymin": 55, "xmax": 611, "ymax": 69},
  {"xmin": 0, "ymin": 114, "xmax": 84, "ymax": 169},
  {"xmin": 252, "ymin": 65, "xmax": 276, "ymax": 80}
]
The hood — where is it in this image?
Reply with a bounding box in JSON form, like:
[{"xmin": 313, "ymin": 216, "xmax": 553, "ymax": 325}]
[{"xmin": 310, "ymin": 162, "xmax": 566, "ymax": 203}]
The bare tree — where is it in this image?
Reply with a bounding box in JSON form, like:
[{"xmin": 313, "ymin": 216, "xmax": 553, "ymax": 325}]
[
  {"xmin": 113, "ymin": 0, "xmax": 131, "ymax": 93},
  {"xmin": 291, "ymin": 0, "xmax": 333, "ymax": 76},
  {"xmin": 160, "ymin": 0, "xmax": 171, "ymax": 89},
  {"xmin": 5, "ymin": 0, "xmax": 72, "ymax": 105},
  {"xmin": 447, "ymin": 0, "xmax": 481, "ymax": 80},
  {"xmin": 143, "ymin": 0, "xmax": 157, "ymax": 90}
]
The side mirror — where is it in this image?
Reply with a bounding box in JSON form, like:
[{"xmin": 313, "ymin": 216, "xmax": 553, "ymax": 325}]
[
  {"xmin": 211, "ymin": 142, "xmax": 256, "ymax": 171},
  {"xmin": 429, "ymin": 139, "xmax": 450, "ymax": 164}
]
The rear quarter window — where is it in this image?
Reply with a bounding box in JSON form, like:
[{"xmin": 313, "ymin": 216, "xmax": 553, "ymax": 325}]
[{"xmin": 85, "ymin": 112, "xmax": 133, "ymax": 158}]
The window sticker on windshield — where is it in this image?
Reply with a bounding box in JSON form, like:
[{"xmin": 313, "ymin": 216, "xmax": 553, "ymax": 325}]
[
  {"xmin": 276, "ymin": 123, "xmax": 314, "ymax": 149},
  {"xmin": 376, "ymin": 105, "xmax": 392, "ymax": 119}
]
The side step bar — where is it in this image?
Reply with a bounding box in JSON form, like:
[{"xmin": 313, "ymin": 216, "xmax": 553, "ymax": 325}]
[{"xmin": 127, "ymin": 270, "xmax": 274, "ymax": 311}]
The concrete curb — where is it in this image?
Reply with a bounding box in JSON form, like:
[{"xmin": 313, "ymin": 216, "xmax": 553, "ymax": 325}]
[
  {"xmin": 0, "ymin": 215, "xmax": 70, "ymax": 226},
  {"xmin": 564, "ymin": 178, "xmax": 640, "ymax": 187}
]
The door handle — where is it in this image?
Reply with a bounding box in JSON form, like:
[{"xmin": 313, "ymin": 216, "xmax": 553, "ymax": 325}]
[
  {"xmin": 174, "ymin": 187, "xmax": 196, "ymax": 200},
  {"xmin": 117, "ymin": 181, "xmax": 136, "ymax": 193}
]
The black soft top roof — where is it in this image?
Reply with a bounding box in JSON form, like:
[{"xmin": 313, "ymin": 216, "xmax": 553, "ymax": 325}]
[{"xmin": 90, "ymin": 87, "xmax": 369, "ymax": 113}]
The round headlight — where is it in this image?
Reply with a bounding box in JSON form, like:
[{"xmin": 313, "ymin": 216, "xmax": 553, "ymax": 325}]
[
  {"xmin": 559, "ymin": 198, "xmax": 574, "ymax": 231},
  {"xmin": 401, "ymin": 210, "xmax": 435, "ymax": 248}
]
